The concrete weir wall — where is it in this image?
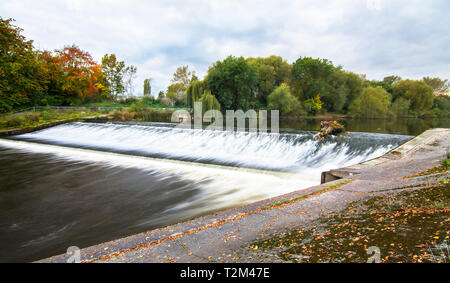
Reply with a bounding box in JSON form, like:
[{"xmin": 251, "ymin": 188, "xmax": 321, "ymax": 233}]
[
  {"xmin": 37, "ymin": 128, "xmax": 450, "ymax": 263},
  {"xmin": 321, "ymin": 128, "xmax": 449, "ymax": 183}
]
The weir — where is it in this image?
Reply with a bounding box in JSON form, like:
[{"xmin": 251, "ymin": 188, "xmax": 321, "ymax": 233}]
[{"xmin": 0, "ymin": 122, "xmax": 412, "ymax": 262}]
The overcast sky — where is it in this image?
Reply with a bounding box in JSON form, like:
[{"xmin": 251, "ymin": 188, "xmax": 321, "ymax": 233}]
[{"xmin": 1, "ymin": 0, "xmax": 449, "ymax": 96}]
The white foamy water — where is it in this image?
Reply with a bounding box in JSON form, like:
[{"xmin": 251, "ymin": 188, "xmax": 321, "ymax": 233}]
[
  {"xmin": 15, "ymin": 122, "xmax": 411, "ymax": 172},
  {"xmin": 3, "ymin": 123, "xmax": 411, "ymax": 215}
]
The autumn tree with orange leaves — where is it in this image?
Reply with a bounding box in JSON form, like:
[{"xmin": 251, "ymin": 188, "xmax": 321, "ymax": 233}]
[{"xmin": 54, "ymin": 45, "xmax": 109, "ymax": 102}]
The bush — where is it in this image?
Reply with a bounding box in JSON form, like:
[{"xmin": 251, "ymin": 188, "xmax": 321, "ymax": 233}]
[
  {"xmin": 349, "ymin": 87, "xmax": 391, "ymax": 118},
  {"xmin": 5, "ymin": 116, "xmax": 24, "ymax": 127},
  {"xmin": 267, "ymin": 83, "xmax": 305, "ymax": 116},
  {"xmin": 392, "ymin": 80, "xmax": 434, "ymax": 115},
  {"xmin": 390, "ymin": 97, "xmax": 411, "ymax": 117},
  {"xmin": 24, "ymin": 112, "xmax": 40, "ymax": 122}
]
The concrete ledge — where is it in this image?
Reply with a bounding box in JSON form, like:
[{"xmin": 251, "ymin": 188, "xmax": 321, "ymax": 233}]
[{"xmin": 321, "ymin": 128, "xmax": 450, "ymax": 183}]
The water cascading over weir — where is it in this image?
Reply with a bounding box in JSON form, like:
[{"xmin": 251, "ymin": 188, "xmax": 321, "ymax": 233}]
[{"xmin": 0, "ymin": 122, "xmax": 412, "ymax": 262}]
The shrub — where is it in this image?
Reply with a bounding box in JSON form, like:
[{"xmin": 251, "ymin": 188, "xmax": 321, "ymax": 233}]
[
  {"xmin": 349, "ymin": 87, "xmax": 391, "ymax": 118},
  {"xmin": 268, "ymin": 83, "xmax": 305, "ymax": 116},
  {"xmin": 5, "ymin": 116, "xmax": 24, "ymax": 127},
  {"xmin": 392, "ymin": 80, "xmax": 434, "ymax": 115},
  {"xmin": 390, "ymin": 97, "xmax": 411, "ymax": 117}
]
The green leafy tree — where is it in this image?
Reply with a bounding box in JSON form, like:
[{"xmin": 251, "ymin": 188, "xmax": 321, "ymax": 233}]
[
  {"xmin": 206, "ymin": 55, "xmax": 259, "ymax": 110},
  {"xmin": 390, "ymin": 97, "xmax": 411, "ymax": 117},
  {"xmin": 186, "ymin": 80, "xmax": 206, "ymax": 108},
  {"xmin": 101, "ymin": 54, "xmax": 126, "ymax": 101},
  {"xmin": 247, "ymin": 55, "xmax": 291, "ymax": 105},
  {"xmin": 199, "ymin": 90, "xmax": 221, "ymax": 114},
  {"xmin": 166, "ymin": 82, "xmax": 185, "ymax": 106},
  {"xmin": 392, "ymin": 80, "xmax": 434, "ymax": 115},
  {"xmin": 343, "ymin": 72, "xmax": 364, "ymax": 111},
  {"xmin": 322, "ymin": 69, "xmax": 348, "ymax": 113},
  {"xmin": 143, "ymin": 78, "xmax": 151, "ymax": 97},
  {"xmin": 365, "ymin": 80, "xmax": 393, "ymax": 94},
  {"xmin": 349, "ymin": 87, "xmax": 391, "ymax": 117},
  {"xmin": 304, "ymin": 95, "xmax": 323, "ymax": 115},
  {"xmin": 267, "ymin": 83, "xmax": 304, "ymax": 115},
  {"xmin": 0, "ymin": 17, "xmax": 42, "ymax": 112},
  {"xmin": 171, "ymin": 65, "xmax": 195, "ymax": 88},
  {"xmin": 290, "ymin": 57, "xmax": 336, "ymax": 101}
]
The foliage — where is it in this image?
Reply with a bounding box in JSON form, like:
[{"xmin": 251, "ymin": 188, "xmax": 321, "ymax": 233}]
[
  {"xmin": 101, "ymin": 54, "xmax": 128, "ymax": 101},
  {"xmin": 365, "ymin": 80, "xmax": 393, "ymax": 94},
  {"xmin": 166, "ymin": 82, "xmax": 185, "ymax": 106},
  {"xmin": 390, "ymin": 97, "xmax": 411, "ymax": 117},
  {"xmin": 392, "ymin": 80, "xmax": 434, "ymax": 115},
  {"xmin": 247, "ymin": 55, "xmax": 291, "ymax": 104},
  {"xmin": 290, "ymin": 57, "xmax": 336, "ymax": 101},
  {"xmin": 422, "ymin": 77, "xmax": 449, "ymax": 93},
  {"xmin": 383, "ymin": 75, "xmax": 402, "ymax": 85},
  {"xmin": 0, "ymin": 109, "xmax": 108, "ymax": 130},
  {"xmin": 267, "ymin": 83, "xmax": 304, "ymax": 116},
  {"xmin": 143, "ymin": 78, "xmax": 151, "ymax": 96},
  {"xmin": 0, "ymin": 17, "xmax": 43, "ymax": 112},
  {"xmin": 186, "ymin": 80, "xmax": 206, "ymax": 108},
  {"xmin": 304, "ymin": 95, "xmax": 323, "ymax": 115},
  {"xmin": 171, "ymin": 65, "xmax": 195, "ymax": 88},
  {"xmin": 321, "ymin": 69, "xmax": 347, "ymax": 113},
  {"xmin": 55, "ymin": 45, "xmax": 105, "ymax": 102},
  {"xmin": 206, "ymin": 55, "xmax": 259, "ymax": 110},
  {"xmin": 199, "ymin": 90, "xmax": 221, "ymax": 114},
  {"xmin": 349, "ymin": 87, "xmax": 392, "ymax": 117}
]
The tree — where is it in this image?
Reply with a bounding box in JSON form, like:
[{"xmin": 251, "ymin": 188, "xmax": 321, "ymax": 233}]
[
  {"xmin": 186, "ymin": 80, "xmax": 206, "ymax": 108},
  {"xmin": 101, "ymin": 54, "xmax": 126, "ymax": 101},
  {"xmin": 349, "ymin": 87, "xmax": 391, "ymax": 117},
  {"xmin": 392, "ymin": 80, "xmax": 434, "ymax": 115},
  {"xmin": 383, "ymin": 75, "xmax": 402, "ymax": 85},
  {"xmin": 199, "ymin": 90, "xmax": 221, "ymax": 114},
  {"xmin": 343, "ymin": 72, "xmax": 364, "ymax": 111},
  {"xmin": 247, "ymin": 55, "xmax": 291, "ymax": 105},
  {"xmin": 166, "ymin": 82, "xmax": 185, "ymax": 105},
  {"xmin": 267, "ymin": 83, "xmax": 304, "ymax": 115},
  {"xmin": 171, "ymin": 65, "xmax": 195, "ymax": 88},
  {"xmin": 123, "ymin": 65, "xmax": 137, "ymax": 97},
  {"xmin": 365, "ymin": 80, "xmax": 393, "ymax": 94},
  {"xmin": 422, "ymin": 77, "xmax": 449, "ymax": 93},
  {"xmin": 290, "ymin": 57, "xmax": 336, "ymax": 101},
  {"xmin": 322, "ymin": 69, "xmax": 348, "ymax": 113},
  {"xmin": 0, "ymin": 17, "xmax": 42, "ymax": 112},
  {"xmin": 206, "ymin": 55, "xmax": 259, "ymax": 110},
  {"xmin": 143, "ymin": 78, "xmax": 152, "ymax": 97},
  {"xmin": 54, "ymin": 45, "xmax": 103, "ymax": 102},
  {"xmin": 390, "ymin": 97, "xmax": 411, "ymax": 117},
  {"xmin": 304, "ymin": 95, "xmax": 323, "ymax": 115}
]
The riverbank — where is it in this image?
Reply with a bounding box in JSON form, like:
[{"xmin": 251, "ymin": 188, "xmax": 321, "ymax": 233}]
[{"xmin": 38, "ymin": 128, "xmax": 450, "ymax": 263}]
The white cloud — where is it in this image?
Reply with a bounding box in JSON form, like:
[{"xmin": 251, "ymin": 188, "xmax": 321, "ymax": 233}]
[{"xmin": 1, "ymin": 0, "xmax": 449, "ymax": 95}]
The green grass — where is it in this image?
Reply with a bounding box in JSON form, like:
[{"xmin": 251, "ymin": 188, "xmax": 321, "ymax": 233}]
[{"xmin": 0, "ymin": 109, "xmax": 110, "ymax": 131}]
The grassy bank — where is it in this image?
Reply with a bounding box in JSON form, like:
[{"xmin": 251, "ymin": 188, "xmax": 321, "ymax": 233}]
[
  {"xmin": 0, "ymin": 108, "xmax": 111, "ymax": 131},
  {"xmin": 0, "ymin": 106, "xmax": 179, "ymax": 132}
]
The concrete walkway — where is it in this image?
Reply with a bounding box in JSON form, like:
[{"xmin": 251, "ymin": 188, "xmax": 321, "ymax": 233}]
[{"xmin": 39, "ymin": 128, "xmax": 450, "ymax": 263}]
